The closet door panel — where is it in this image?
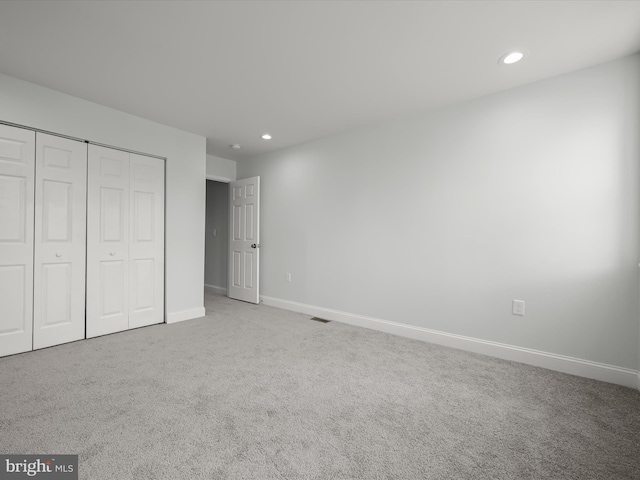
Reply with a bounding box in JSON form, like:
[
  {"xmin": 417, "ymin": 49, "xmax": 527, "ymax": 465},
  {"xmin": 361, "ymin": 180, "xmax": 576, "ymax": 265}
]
[
  {"xmin": 129, "ymin": 154, "xmax": 164, "ymax": 329},
  {"xmin": 0, "ymin": 125, "xmax": 35, "ymax": 357},
  {"xmin": 33, "ymin": 134, "xmax": 87, "ymax": 349},
  {"xmin": 87, "ymin": 145, "xmax": 130, "ymax": 338}
]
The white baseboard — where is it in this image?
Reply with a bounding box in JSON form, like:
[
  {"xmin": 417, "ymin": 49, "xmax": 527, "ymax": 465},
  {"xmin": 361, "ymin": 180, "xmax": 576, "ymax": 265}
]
[
  {"xmin": 204, "ymin": 284, "xmax": 227, "ymax": 295},
  {"xmin": 261, "ymin": 295, "xmax": 640, "ymax": 390},
  {"xmin": 166, "ymin": 307, "xmax": 206, "ymax": 324}
]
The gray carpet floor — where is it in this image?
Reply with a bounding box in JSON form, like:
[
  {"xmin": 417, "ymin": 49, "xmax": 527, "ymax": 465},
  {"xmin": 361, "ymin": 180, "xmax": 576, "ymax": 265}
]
[{"xmin": 1, "ymin": 292, "xmax": 639, "ymax": 479}]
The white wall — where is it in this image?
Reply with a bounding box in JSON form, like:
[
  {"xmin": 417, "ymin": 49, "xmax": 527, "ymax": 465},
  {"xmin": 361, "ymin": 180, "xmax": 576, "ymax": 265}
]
[
  {"xmin": 207, "ymin": 154, "xmax": 236, "ymax": 181},
  {"xmin": 0, "ymin": 73, "xmax": 206, "ymax": 322},
  {"xmin": 205, "ymin": 180, "xmax": 229, "ymax": 291},
  {"xmin": 238, "ymin": 55, "xmax": 640, "ymax": 377}
]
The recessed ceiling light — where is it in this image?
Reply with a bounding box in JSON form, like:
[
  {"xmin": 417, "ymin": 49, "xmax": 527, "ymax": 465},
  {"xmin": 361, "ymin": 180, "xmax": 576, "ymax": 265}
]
[
  {"xmin": 499, "ymin": 51, "xmax": 524, "ymax": 65},
  {"xmin": 261, "ymin": 134, "xmax": 272, "ymax": 140},
  {"xmin": 230, "ymin": 144, "xmax": 241, "ymax": 149}
]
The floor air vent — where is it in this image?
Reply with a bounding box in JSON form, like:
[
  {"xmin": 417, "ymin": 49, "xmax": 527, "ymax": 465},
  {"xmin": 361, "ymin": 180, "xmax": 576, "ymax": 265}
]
[{"xmin": 310, "ymin": 317, "xmax": 331, "ymax": 324}]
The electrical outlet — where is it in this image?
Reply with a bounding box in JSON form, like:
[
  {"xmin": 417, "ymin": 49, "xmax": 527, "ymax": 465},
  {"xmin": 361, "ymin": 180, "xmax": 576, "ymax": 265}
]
[
  {"xmin": 285, "ymin": 272, "xmax": 292, "ymax": 283},
  {"xmin": 512, "ymin": 299, "xmax": 525, "ymax": 316},
  {"xmin": 213, "ymin": 228, "xmax": 217, "ymax": 237}
]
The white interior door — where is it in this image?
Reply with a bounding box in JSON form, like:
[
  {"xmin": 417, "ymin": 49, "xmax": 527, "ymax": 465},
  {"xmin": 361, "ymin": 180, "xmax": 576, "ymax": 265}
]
[
  {"xmin": 86, "ymin": 145, "xmax": 130, "ymax": 338},
  {"xmin": 128, "ymin": 153, "xmax": 164, "ymax": 329},
  {"xmin": 0, "ymin": 124, "xmax": 35, "ymax": 356},
  {"xmin": 228, "ymin": 176, "xmax": 260, "ymax": 304},
  {"xmin": 33, "ymin": 133, "xmax": 87, "ymax": 349}
]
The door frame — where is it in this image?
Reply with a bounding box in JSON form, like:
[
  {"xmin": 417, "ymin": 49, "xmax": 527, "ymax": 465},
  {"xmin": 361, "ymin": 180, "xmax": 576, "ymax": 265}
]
[
  {"xmin": 206, "ymin": 174, "xmax": 233, "ymax": 183},
  {"xmin": 204, "ymin": 175, "xmax": 232, "ymax": 296}
]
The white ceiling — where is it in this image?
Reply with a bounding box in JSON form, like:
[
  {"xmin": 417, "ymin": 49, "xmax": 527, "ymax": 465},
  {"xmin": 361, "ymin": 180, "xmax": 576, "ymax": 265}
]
[{"xmin": 0, "ymin": 1, "xmax": 639, "ymax": 161}]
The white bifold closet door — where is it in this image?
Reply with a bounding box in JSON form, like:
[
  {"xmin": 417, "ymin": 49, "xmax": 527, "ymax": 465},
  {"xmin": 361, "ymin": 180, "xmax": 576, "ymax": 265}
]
[
  {"xmin": 0, "ymin": 125, "xmax": 35, "ymax": 357},
  {"xmin": 127, "ymin": 153, "xmax": 165, "ymax": 329},
  {"xmin": 33, "ymin": 133, "xmax": 87, "ymax": 349},
  {"xmin": 86, "ymin": 144, "xmax": 164, "ymax": 338}
]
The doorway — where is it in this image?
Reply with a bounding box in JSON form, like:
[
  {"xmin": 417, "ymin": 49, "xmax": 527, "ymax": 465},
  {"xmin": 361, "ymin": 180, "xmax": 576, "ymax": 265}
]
[{"xmin": 204, "ymin": 180, "xmax": 229, "ymax": 295}]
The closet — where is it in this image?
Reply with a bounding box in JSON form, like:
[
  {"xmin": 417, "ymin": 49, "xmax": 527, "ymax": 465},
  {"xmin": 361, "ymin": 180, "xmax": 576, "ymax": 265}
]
[{"xmin": 0, "ymin": 123, "xmax": 165, "ymax": 358}]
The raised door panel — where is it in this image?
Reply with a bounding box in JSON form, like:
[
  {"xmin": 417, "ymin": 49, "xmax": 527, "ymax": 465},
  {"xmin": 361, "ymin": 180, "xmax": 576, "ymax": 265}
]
[
  {"xmin": 133, "ymin": 191, "xmax": 154, "ymax": 242},
  {"xmin": 100, "ymin": 187, "xmax": 126, "ymax": 242},
  {"xmin": 230, "ymin": 201, "xmax": 243, "ymax": 289},
  {"xmin": 0, "ymin": 175, "xmax": 26, "ymax": 242},
  {"xmin": 87, "ymin": 145, "xmax": 130, "ymax": 338},
  {"xmin": 231, "ymin": 251, "xmax": 241, "ymax": 288},
  {"xmin": 42, "ymin": 180, "xmax": 72, "ymax": 242},
  {"xmin": 0, "ymin": 265, "xmax": 27, "ymax": 333},
  {"xmin": 243, "ymin": 251, "xmax": 254, "ymax": 289},
  {"xmin": 128, "ymin": 154, "xmax": 164, "ymax": 329},
  {"xmin": 100, "ymin": 260, "xmax": 127, "ymax": 318},
  {"xmin": 0, "ymin": 125, "xmax": 34, "ymax": 357},
  {"xmin": 41, "ymin": 263, "xmax": 72, "ymax": 326},
  {"xmin": 33, "ymin": 133, "xmax": 87, "ymax": 350}
]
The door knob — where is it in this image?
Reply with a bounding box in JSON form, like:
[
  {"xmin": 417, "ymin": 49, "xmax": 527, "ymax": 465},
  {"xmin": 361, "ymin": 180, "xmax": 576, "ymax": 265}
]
[
  {"xmin": 55, "ymin": 253, "xmax": 62, "ymax": 258},
  {"xmin": 109, "ymin": 252, "xmax": 115, "ymax": 256},
  {"xmin": 251, "ymin": 243, "xmax": 261, "ymax": 249}
]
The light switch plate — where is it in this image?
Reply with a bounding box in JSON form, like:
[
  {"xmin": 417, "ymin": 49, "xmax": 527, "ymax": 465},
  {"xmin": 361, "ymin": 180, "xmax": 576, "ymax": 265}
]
[{"xmin": 512, "ymin": 299, "xmax": 525, "ymax": 316}]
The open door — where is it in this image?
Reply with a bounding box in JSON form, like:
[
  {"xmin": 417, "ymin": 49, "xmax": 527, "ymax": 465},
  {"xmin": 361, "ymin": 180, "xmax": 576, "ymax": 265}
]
[{"xmin": 228, "ymin": 176, "xmax": 260, "ymax": 304}]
